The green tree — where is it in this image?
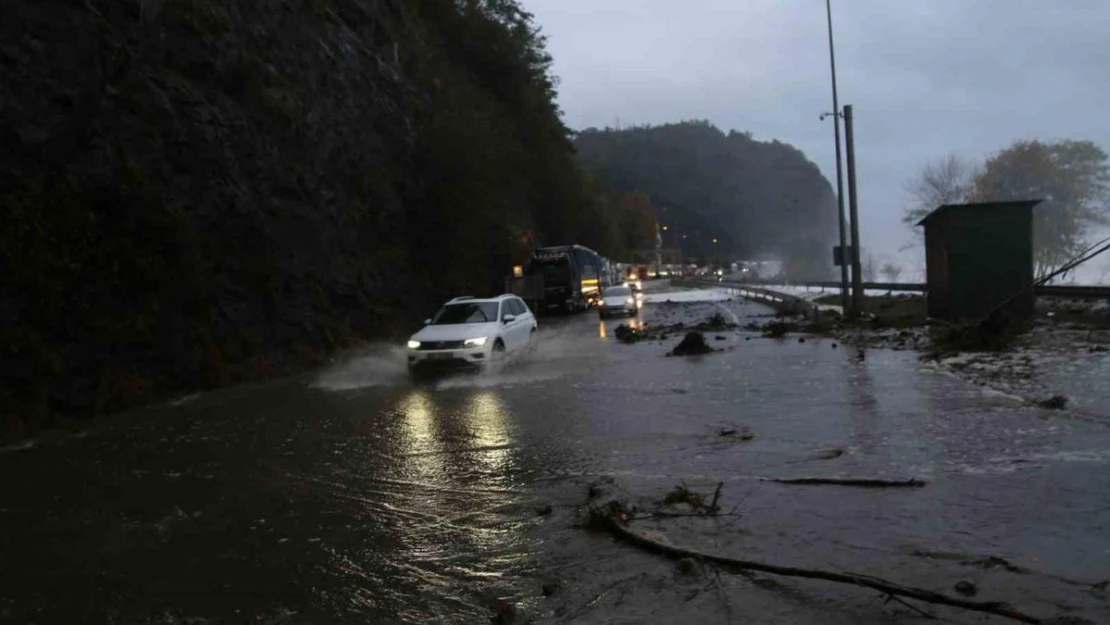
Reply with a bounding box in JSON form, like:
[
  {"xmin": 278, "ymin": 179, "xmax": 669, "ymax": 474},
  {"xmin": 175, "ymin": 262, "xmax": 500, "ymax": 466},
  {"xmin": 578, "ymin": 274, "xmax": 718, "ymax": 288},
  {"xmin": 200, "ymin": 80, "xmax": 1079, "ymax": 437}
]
[
  {"xmin": 613, "ymin": 190, "xmax": 659, "ymax": 254},
  {"xmin": 575, "ymin": 121, "xmax": 838, "ymax": 267},
  {"xmin": 970, "ymin": 139, "xmax": 1110, "ymax": 278},
  {"xmin": 1, "ymin": 0, "xmax": 620, "ymax": 426}
]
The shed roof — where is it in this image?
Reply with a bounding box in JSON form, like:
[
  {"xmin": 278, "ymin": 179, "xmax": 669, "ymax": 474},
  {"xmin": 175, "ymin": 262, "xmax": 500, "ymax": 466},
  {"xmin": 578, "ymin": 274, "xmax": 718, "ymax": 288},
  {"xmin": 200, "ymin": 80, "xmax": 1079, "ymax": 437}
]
[{"xmin": 915, "ymin": 199, "xmax": 1042, "ymax": 227}]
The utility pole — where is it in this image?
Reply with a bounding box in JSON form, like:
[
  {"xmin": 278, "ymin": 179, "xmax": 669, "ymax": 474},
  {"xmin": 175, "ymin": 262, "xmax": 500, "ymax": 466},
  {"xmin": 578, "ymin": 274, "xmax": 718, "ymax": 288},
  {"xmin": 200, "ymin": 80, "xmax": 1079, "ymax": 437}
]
[
  {"xmin": 824, "ymin": 0, "xmax": 850, "ymax": 315},
  {"xmin": 844, "ymin": 104, "xmax": 863, "ymax": 317}
]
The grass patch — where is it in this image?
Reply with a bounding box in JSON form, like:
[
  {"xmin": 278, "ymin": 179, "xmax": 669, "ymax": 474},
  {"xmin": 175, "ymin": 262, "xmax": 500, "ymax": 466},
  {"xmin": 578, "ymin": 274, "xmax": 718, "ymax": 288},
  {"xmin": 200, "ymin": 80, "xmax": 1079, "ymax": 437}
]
[
  {"xmin": 929, "ymin": 308, "xmax": 1031, "ymax": 353},
  {"xmin": 661, "ymin": 482, "xmax": 705, "ymax": 509},
  {"xmin": 813, "ymin": 294, "xmax": 927, "ymax": 329},
  {"xmin": 1040, "ymin": 304, "xmax": 1110, "ymax": 330}
]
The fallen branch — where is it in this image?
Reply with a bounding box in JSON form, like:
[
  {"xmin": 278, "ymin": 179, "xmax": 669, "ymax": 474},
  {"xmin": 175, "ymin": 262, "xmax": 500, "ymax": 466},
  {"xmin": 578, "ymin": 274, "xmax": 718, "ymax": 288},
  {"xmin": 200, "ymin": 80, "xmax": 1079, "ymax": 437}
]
[
  {"xmin": 713, "ymin": 571, "xmax": 735, "ymax": 625},
  {"xmin": 766, "ymin": 476, "xmax": 927, "ymax": 488},
  {"xmin": 708, "ymin": 481, "xmax": 723, "ymax": 514},
  {"xmin": 884, "ymin": 593, "xmax": 938, "ymax": 620},
  {"xmin": 560, "ymin": 571, "xmax": 647, "ymax": 622},
  {"xmin": 593, "ymin": 506, "xmax": 1042, "ymax": 624},
  {"xmin": 910, "ymin": 549, "xmax": 1106, "ymax": 589},
  {"xmin": 786, "ymin": 448, "xmax": 846, "ymax": 464},
  {"xmin": 630, "ymin": 510, "xmax": 743, "ymax": 521}
]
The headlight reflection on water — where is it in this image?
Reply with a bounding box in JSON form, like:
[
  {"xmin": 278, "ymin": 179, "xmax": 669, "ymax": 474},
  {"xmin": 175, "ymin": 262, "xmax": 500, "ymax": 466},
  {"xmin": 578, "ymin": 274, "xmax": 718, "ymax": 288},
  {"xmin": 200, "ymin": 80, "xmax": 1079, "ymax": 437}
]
[
  {"xmin": 397, "ymin": 390, "xmax": 447, "ymax": 484},
  {"xmin": 396, "ymin": 388, "xmax": 516, "ymax": 483},
  {"xmin": 325, "ymin": 389, "xmax": 521, "ymax": 616},
  {"xmin": 464, "ymin": 391, "xmax": 513, "ymax": 476}
]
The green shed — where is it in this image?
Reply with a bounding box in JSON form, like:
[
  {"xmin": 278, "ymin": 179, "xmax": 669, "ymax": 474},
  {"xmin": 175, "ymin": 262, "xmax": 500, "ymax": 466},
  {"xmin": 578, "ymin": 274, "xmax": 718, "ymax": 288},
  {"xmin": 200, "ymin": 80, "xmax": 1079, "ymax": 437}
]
[{"xmin": 917, "ymin": 200, "xmax": 1039, "ymax": 322}]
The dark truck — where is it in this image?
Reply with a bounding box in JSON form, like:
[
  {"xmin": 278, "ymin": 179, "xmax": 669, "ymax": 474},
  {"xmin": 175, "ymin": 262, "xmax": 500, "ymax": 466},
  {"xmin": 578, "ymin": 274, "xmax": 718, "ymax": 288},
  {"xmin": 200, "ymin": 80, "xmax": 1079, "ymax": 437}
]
[{"xmin": 506, "ymin": 245, "xmax": 607, "ymax": 314}]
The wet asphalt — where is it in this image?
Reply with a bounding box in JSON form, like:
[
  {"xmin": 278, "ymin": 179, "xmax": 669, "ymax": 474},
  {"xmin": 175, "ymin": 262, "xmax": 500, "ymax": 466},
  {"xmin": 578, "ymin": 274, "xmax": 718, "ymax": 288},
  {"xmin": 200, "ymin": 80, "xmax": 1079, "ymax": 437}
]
[{"xmin": 1, "ymin": 288, "xmax": 1109, "ymax": 624}]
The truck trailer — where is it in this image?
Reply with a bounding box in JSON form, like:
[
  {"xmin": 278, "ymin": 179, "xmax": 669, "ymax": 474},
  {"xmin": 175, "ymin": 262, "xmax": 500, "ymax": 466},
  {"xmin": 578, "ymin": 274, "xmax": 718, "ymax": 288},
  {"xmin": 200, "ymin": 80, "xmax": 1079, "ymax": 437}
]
[{"xmin": 527, "ymin": 245, "xmax": 609, "ymax": 313}]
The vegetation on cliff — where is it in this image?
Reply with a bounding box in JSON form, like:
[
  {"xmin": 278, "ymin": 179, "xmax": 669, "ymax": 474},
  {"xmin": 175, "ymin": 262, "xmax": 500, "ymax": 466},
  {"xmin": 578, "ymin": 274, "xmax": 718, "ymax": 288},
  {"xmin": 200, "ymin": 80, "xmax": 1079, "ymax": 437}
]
[
  {"xmin": 574, "ymin": 121, "xmax": 839, "ymax": 277},
  {"xmin": 0, "ymin": 0, "xmax": 612, "ymax": 431}
]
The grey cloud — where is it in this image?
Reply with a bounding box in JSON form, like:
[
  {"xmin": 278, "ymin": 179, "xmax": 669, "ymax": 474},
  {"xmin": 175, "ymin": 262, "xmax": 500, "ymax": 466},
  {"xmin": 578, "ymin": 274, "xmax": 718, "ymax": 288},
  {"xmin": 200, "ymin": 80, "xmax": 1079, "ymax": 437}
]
[{"xmin": 523, "ymin": 0, "xmax": 1110, "ymax": 264}]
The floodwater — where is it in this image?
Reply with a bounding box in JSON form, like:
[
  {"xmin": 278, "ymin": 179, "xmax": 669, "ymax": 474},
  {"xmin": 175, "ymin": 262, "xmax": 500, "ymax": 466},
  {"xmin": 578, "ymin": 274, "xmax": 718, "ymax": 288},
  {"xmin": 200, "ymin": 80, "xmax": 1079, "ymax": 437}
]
[{"xmin": 2, "ymin": 289, "xmax": 1109, "ymax": 624}]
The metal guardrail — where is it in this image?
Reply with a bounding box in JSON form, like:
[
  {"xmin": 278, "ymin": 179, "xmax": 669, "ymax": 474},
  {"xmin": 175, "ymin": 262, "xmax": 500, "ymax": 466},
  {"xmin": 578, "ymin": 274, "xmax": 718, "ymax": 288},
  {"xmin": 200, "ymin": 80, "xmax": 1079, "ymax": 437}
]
[
  {"xmin": 1037, "ymin": 284, "xmax": 1110, "ymax": 299},
  {"xmin": 670, "ymin": 278, "xmax": 822, "ymax": 315},
  {"xmin": 716, "ymin": 278, "xmax": 1110, "ymax": 300}
]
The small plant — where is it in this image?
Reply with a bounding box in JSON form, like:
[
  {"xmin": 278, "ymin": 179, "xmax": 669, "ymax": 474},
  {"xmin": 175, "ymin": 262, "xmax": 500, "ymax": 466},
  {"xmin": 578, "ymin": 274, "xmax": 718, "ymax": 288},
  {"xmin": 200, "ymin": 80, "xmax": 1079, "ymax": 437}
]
[
  {"xmin": 763, "ymin": 321, "xmax": 794, "ymax": 338},
  {"xmin": 662, "ymin": 482, "xmax": 704, "ymax": 509}
]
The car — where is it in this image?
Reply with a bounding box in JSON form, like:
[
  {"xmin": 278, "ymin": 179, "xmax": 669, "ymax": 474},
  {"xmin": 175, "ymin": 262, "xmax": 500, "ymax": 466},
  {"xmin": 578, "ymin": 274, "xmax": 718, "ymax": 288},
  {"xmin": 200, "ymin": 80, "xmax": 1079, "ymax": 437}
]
[
  {"xmin": 406, "ymin": 294, "xmax": 537, "ymax": 373},
  {"xmin": 598, "ymin": 285, "xmax": 640, "ymax": 319}
]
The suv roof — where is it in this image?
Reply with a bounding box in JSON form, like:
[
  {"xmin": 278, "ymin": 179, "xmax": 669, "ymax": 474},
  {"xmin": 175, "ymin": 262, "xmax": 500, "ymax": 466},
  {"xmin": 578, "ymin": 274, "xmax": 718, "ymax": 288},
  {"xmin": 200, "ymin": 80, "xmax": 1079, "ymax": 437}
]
[{"xmin": 445, "ymin": 294, "xmax": 519, "ymax": 304}]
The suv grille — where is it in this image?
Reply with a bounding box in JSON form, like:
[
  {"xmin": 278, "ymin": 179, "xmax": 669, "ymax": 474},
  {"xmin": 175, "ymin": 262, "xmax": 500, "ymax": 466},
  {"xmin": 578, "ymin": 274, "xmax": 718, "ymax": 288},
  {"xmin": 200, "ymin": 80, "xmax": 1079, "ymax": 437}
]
[{"xmin": 419, "ymin": 340, "xmax": 466, "ymax": 351}]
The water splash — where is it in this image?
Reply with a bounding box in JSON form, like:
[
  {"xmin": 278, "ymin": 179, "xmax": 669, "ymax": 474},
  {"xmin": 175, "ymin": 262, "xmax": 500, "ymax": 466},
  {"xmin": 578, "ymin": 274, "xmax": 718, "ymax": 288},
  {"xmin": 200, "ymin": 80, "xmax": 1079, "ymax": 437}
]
[
  {"xmin": 311, "ymin": 345, "xmax": 410, "ymax": 391},
  {"xmin": 713, "ymin": 302, "xmax": 742, "ymax": 326}
]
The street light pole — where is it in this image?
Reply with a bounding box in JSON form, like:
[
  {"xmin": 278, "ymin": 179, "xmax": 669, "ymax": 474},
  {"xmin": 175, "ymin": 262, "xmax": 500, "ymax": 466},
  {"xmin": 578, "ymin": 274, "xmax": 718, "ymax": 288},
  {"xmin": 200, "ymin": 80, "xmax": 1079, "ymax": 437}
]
[
  {"xmin": 844, "ymin": 104, "xmax": 864, "ymax": 315},
  {"xmin": 824, "ymin": 0, "xmax": 851, "ymax": 316}
]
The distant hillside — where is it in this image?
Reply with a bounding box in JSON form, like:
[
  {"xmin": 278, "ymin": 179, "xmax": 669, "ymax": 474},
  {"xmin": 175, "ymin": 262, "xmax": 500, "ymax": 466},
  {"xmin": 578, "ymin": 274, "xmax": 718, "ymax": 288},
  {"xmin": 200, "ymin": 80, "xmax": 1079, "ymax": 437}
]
[
  {"xmin": 0, "ymin": 0, "xmax": 611, "ymax": 431},
  {"xmin": 574, "ymin": 121, "xmax": 838, "ymax": 275}
]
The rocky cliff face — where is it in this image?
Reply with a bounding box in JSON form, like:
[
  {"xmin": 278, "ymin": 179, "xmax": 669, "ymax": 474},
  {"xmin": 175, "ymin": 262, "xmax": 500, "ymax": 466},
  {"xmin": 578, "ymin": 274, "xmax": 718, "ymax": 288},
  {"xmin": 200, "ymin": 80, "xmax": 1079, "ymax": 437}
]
[{"xmin": 0, "ymin": 0, "xmax": 582, "ymax": 430}]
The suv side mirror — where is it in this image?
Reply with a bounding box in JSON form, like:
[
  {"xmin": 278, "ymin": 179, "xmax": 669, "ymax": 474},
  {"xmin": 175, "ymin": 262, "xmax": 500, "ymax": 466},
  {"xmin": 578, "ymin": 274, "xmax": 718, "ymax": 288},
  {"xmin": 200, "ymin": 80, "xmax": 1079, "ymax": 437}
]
[{"xmin": 502, "ymin": 314, "xmax": 516, "ymax": 323}]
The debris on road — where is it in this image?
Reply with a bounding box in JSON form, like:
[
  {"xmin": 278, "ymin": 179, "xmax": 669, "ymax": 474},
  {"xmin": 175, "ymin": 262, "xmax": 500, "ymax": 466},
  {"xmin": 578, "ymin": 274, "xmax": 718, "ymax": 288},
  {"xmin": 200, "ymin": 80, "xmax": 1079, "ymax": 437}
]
[
  {"xmin": 583, "ymin": 493, "xmax": 1050, "ymax": 624},
  {"xmin": 614, "ymin": 323, "xmax": 644, "ymax": 343},
  {"xmin": 767, "ymin": 476, "xmax": 927, "ymax": 488},
  {"xmin": 787, "ymin": 448, "xmax": 845, "ymax": 463},
  {"xmin": 699, "ymin": 311, "xmax": 734, "ymax": 331},
  {"xmin": 717, "ymin": 426, "xmax": 754, "ymax": 441},
  {"xmin": 662, "ymin": 482, "xmax": 706, "ymax": 510},
  {"xmin": 1041, "ymin": 616, "xmax": 1098, "ymax": 625},
  {"xmin": 613, "ymin": 309, "xmax": 739, "ymax": 349},
  {"xmin": 612, "ymin": 481, "xmax": 741, "ymax": 521},
  {"xmin": 669, "ymin": 331, "xmax": 715, "ymax": 356},
  {"xmin": 490, "ymin": 599, "xmax": 516, "ymax": 624},
  {"xmin": 541, "ymin": 579, "xmax": 561, "ymax": 597},
  {"xmin": 954, "ymin": 580, "xmax": 978, "ymax": 597},
  {"xmin": 586, "ymin": 476, "xmax": 616, "ymax": 501},
  {"xmin": 1038, "ymin": 394, "xmax": 1069, "ymax": 410},
  {"xmin": 676, "ymin": 557, "xmax": 698, "ymax": 576},
  {"xmin": 763, "ymin": 321, "xmax": 792, "ymax": 338}
]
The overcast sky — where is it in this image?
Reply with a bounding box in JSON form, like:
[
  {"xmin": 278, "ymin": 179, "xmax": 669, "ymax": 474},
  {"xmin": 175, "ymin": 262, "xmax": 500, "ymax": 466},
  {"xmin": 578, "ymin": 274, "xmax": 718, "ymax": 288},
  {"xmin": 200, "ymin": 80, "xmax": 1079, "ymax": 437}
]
[{"xmin": 521, "ymin": 0, "xmax": 1110, "ymax": 275}]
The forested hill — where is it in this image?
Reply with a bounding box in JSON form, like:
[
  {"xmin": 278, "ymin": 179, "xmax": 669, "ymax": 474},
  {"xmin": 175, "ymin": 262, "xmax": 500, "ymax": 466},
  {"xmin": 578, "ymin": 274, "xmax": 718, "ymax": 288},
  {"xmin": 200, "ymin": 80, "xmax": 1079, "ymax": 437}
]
[
  {"xmin": 0, "ymin": 0, "xmax": 610, "ymax": 430},
  {"xmin": 574, "ymin": 121, "xmax": 839, "ymax": 274}
]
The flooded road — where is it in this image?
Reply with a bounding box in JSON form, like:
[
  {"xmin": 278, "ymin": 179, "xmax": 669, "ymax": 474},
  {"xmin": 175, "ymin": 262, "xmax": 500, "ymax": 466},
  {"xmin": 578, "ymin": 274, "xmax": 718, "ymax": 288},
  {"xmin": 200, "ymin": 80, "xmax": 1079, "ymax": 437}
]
[{"xmin": 2, "ymin": 290, "xmax": 1109, "ymax": 624}]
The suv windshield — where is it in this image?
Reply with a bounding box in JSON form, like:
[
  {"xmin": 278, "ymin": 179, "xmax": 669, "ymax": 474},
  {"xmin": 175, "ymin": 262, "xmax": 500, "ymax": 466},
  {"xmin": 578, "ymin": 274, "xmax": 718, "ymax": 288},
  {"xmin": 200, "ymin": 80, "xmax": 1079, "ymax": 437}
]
[
  {"xmin": 431, "ymin": 302, "xmax": 499, "ymax": 324},
  {"xmin": 603, "ymin": 286, "xmax": 631, "ymax": 297}
]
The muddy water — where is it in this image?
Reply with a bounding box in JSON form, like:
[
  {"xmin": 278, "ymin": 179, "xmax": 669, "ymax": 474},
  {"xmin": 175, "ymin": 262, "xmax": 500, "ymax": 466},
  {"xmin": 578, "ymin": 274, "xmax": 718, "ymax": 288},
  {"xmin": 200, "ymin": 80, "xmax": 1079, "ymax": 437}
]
[{"xmin": 1, "ymin": 294, "xmax": 1109, "ymax": 624}]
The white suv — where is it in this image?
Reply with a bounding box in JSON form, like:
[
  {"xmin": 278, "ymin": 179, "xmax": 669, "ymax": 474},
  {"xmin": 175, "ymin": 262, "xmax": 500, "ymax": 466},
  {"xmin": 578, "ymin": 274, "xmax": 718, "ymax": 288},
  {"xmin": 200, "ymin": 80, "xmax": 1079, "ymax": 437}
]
[{"xmin": 406, "ymin": 295, "xmax": 538, "ymax": 372}]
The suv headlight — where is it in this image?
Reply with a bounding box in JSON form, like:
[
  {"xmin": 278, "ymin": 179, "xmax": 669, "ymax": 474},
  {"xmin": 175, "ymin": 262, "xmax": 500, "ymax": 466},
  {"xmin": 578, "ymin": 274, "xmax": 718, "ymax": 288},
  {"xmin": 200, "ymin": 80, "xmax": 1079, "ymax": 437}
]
[
  {"xmin": 407, "ymin": 340, "xmax": 421, "ymax": 349},
  {"xmin": 464, "ymin": 337, "xmax": 488, "ymax": 347},
  {"xmin": 626, "ymin": 297, "xmax": 635, "ymax": 304}
]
